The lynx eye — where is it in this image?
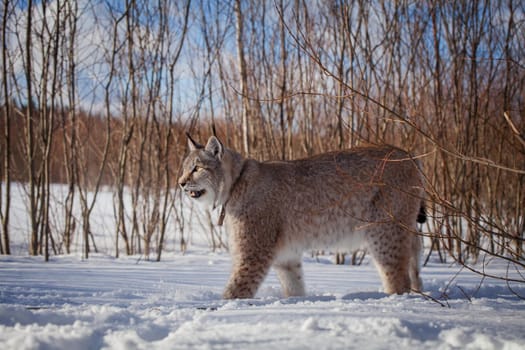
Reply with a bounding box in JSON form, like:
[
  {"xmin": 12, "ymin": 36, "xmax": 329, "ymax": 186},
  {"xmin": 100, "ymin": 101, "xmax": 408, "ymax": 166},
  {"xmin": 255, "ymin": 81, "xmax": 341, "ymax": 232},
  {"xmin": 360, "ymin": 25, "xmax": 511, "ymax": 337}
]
[{"xmin": 192, "ymin": 165, "xmax": 204, "ymax": 173}]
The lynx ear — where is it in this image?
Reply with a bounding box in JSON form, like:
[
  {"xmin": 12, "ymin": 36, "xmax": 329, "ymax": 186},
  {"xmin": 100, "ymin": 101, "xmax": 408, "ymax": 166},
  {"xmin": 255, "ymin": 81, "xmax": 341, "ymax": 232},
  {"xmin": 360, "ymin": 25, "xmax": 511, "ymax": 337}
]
[
  {"xmin": 205, "ymin": 136, "xmax": 224, "ymax": 159},
  {"xmin": 186, "ymin": 132, "xmax": 203, "ymax": 151}
]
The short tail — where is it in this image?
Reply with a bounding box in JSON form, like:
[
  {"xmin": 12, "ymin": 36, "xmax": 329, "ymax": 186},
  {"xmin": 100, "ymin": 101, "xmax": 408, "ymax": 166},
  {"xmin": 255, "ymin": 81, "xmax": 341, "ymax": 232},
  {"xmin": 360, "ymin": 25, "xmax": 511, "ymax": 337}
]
[{"xmin": 417, "ymin": 203, "xmax": 426, "ymax": 224}]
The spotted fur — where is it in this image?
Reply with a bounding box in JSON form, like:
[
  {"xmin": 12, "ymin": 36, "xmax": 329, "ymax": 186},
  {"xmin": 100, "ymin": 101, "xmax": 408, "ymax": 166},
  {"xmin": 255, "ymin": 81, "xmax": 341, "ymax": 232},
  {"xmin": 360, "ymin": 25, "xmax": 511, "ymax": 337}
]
[{"xmin": 179, "ymin": 136, "xmax": 425, "ymax": 299}]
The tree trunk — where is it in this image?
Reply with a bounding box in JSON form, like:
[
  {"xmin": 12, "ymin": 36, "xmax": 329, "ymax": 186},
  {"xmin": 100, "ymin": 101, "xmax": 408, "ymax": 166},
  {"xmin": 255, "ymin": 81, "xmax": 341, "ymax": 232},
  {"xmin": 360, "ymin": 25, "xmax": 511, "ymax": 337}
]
[{"xmin": 234, "ymin": 0, "xmax": 250, "ymax": 156}]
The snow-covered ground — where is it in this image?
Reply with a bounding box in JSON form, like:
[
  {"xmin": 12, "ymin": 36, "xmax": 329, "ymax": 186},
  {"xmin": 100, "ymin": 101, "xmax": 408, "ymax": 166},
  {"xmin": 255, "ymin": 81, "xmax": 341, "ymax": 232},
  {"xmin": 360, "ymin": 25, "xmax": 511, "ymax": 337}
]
[
  {"xmin": 1, "ymin": 184, "xmax": 524, "ymax": 349},
  {"xmin": 1, "ymin": 252, "xmax": 524, "ymax": 349}
]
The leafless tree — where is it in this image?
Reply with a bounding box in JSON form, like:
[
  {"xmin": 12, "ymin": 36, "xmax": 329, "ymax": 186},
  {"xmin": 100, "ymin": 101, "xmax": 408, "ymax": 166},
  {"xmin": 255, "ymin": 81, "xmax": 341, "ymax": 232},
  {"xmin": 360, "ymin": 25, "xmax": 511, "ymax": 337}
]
[{"xmin": 1, "ymin": 1, "xmax": 523, "ymax": 284}]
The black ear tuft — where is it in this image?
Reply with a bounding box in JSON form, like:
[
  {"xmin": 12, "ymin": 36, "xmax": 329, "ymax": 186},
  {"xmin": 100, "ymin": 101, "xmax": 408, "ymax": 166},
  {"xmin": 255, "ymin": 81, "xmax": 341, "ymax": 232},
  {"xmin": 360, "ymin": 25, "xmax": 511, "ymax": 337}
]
[{"xmin": 186, "ymin": 133, "xmax": 203, "ymax": 151}]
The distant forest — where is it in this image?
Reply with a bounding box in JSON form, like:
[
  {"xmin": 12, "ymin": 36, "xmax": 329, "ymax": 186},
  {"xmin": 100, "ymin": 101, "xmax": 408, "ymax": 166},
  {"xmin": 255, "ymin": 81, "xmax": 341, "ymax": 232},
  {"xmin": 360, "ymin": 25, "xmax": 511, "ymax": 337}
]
[{"xmin": 1, "ymin": 1, "xmax": 523, "ymax": 272}]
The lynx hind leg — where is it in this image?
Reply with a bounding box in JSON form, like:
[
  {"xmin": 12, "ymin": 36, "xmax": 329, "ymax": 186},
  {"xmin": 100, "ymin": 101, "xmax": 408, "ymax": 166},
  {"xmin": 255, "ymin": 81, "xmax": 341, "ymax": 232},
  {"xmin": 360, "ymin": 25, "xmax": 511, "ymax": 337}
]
[
  {"xmin": 274, "ymin": 259, "xmax": 306, "ymax": 298},
  {"xmin": 408, "ymin": 233, "xmax": 423, "ymax": 292},
  {"xmin": 366, "ymin": 225, "xmax": 413, "ymax": 294}
]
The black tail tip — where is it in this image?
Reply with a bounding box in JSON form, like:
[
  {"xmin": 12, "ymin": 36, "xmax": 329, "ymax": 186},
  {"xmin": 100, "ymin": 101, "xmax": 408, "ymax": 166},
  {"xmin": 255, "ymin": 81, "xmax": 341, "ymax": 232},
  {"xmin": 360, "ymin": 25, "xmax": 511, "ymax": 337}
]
[{"xmin": 417, "ymin": 205, "xmax": 427, "ymax": 224}]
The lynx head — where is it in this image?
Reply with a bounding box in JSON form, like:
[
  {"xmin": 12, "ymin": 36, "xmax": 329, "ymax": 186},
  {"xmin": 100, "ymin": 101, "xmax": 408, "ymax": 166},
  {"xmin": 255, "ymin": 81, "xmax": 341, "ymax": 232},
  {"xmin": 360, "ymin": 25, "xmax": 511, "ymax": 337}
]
[{"xmin": 178, "ymin": 134, "xmax": 227, "ymax": 208}]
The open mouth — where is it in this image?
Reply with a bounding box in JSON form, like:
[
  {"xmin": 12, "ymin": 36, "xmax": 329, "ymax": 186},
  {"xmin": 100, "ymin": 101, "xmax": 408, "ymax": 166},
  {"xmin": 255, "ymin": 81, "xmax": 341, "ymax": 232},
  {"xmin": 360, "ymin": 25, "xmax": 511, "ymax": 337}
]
[{"xmin": 189, "ymin": 189, "xmax": 205, "ymax": 198}]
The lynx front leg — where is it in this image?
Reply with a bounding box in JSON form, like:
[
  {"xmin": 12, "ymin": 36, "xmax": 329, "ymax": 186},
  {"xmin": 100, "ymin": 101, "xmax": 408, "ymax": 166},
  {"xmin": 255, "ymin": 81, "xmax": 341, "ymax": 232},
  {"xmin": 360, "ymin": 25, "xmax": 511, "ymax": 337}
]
[
  {"xmin": 274, "ymin": 261, "xmax": 305, "ymax": 297},
  {"xmin": 223, "ymin": 216, "xmax": 280, "ymax": 299},
  {"xmin": 223, "ymin": 254, "xmax": 272, "ymax": 299}
]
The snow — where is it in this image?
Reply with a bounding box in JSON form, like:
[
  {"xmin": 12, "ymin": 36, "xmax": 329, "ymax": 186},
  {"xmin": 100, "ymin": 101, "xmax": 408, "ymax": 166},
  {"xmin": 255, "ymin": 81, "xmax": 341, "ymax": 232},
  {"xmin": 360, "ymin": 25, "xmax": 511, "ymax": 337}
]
[
  {"xmin": 1, "ymin": 253, "xmax": 524, "ymax": 349},
  {"xmin": 1, "ymin": 184, "xmax": 525, "ymax": 349}
]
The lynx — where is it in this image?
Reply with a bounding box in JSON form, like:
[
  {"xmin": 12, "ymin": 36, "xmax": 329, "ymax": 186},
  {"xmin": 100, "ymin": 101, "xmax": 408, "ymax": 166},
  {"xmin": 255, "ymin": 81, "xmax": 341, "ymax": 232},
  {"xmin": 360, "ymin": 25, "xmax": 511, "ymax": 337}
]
[{"xmin": 178, "ymin": 135, "xmax": 425, "ymax": 299}]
